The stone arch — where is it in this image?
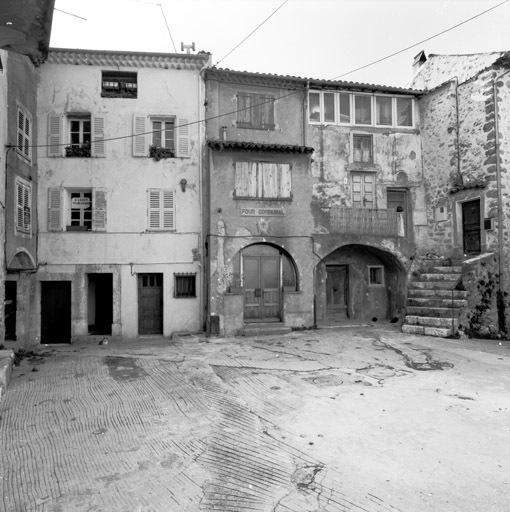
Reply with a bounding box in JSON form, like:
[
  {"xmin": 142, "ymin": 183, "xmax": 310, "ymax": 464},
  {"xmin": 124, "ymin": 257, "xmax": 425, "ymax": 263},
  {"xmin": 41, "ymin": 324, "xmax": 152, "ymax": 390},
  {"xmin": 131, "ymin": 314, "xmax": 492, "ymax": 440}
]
[{"xmin": 7, "ymin": 248, "xmax": 36, "ymax": 271}]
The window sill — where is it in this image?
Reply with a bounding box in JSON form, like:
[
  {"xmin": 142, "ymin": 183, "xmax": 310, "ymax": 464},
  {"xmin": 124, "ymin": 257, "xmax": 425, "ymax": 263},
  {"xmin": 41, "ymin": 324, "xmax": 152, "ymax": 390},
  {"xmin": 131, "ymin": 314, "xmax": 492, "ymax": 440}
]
[
  {"xmin": 236, "ymin": 124, "xmax": 275, "ymax": 131},
  {"xmin": 234, "ymin": 196, "xmax": 293, "ymax": 202},
  {"xmin": 66, "ymin": 226, "xmax": 91, "ymax": 232},
  {"xmin": 174, "ymin": 295, "xmax": 197, "ymax": 299}
]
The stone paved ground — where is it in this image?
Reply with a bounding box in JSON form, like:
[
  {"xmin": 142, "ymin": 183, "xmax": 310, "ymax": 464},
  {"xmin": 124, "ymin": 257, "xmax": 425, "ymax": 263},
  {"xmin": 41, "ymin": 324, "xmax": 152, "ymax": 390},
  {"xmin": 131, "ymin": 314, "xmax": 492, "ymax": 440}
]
[{"xmin": 1, "ymin": 325, "xmax": 510, "ymax": 512}]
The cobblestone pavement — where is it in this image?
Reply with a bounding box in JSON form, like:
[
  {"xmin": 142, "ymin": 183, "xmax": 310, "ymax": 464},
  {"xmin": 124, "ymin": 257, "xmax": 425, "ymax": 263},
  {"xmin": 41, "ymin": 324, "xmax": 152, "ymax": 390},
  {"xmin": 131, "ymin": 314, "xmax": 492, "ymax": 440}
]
[{"xmin": 1, "ymin": 325, "xmax": 510, "ymax": 511}]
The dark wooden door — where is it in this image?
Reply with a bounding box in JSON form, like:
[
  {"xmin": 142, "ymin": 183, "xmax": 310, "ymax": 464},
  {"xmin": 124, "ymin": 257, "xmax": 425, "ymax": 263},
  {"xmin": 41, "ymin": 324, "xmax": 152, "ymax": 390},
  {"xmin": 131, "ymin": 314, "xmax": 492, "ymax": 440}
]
[
  {"xmin": 5, "ymin": 281, "xmax": 16, "ymax": 340},
  {"xmin": 244, "ymin": 256, "xmax": 280, "ymax": 322},
  {"xmin": 88, "ymin": 274, "xmax": 113, "ymax": 335},
  {"xmin": 462, "ymin": 200, "xmax": 481, "ymax": 255},
  {"xmin": 138, "ymin": 274, "xmax": 163, "ymax": 334},
  {"xmin": 326, "ymin": 266, "xmax": 348, "ymax": 319},
  {"xmin": 41, "ymin": 281, "xmax": 72, "ymax": 344}
]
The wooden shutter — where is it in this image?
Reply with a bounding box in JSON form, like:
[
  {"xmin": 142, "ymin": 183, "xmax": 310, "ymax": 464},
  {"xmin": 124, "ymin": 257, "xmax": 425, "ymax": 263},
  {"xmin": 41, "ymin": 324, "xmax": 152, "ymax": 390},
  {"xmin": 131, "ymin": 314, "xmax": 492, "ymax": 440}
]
[
  {"xmin": 133, "ymin": 115, "xmax": 147, "ymax": 156},
  {"xmin": 280, "ymin": 164, "xmax": 291, "ymax": 198},
  {"xmin": 262, "ymin": 163, "xmax": 278, "ymax": 198},
  {"xmin": 237, "ymin": 93, "xmax": 251, "ymax": 127},
  {"xmin": 260, "ymin": 95, "xmax": 275, "ymax": 129},
  {"xmin": 48, "ymin": 188, "xmax": 63, "ymax": 231},
  {"xmin": 234, "ymin": 162, "xmax": 249, "ymax": 197},
  {"xmin": 176, "ymin": 118, "xmax": 190, "ymax": 158},
  {"xmin": 48, "ymin": 114, "xmax": 62, "ymax": 157},
  {"xmin": 148, "ymin": 189, "xmax": 175, "ymax": 230},
  {"xmin": 16, "ymin": 180, "xmax": 31, "ymax": 233},
  {"xmin": 91, "ymin": 114, "xmax": 106, "ymax": 157},
  {"xmin": 92, "ymin": 188, "xmax": 107, "ymax": 231}
]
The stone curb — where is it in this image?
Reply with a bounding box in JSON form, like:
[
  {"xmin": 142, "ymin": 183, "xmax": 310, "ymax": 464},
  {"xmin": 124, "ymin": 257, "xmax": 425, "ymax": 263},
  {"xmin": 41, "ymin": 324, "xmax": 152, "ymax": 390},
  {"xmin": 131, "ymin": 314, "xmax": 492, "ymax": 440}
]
[{"xmin": 0, "ymin": 350, "xmax": 15, "ymax": 404}]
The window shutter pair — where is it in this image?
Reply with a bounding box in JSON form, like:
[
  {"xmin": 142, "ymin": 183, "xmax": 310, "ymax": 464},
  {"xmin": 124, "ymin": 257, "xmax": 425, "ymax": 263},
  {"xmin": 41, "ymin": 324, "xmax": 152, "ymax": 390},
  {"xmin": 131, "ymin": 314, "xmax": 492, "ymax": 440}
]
[
  {"xmin": 234, "ymin": 162, "xmax": 291, "ymax": 198},
  {"xmin": 16, "ymin": 179, "xmax": 31, "ymax": 234},
  {"xmin": 47, "ymin": 188, "xmax": 107, "ymax": 231},
  {"xmin": 17, "ymin": 109, "xmax": 31, "ymax": 161},
  {"xmin": 47, "ymin": 114, "xmax": 106, "ymax": 157},
  {"xmin": 133, "ymin": 115, "xmax": 190, "ymax": 157},
  {"xmin": 148, "ymin": 189, "xmax": 175, "ymax": 230}
]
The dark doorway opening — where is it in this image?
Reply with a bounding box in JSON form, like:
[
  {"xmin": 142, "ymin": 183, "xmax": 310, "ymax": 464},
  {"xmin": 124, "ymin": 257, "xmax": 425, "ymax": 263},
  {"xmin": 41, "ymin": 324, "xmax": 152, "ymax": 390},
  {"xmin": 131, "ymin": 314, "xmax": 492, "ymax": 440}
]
[
  {"xmin": 138, "ymin": 273, "xmax": 163, "ymax": 334},
  {"xmin": 41, "ymin": 281, "xmax": 72, "ymax": 343},
  {"xmin": 5, "ymin": 281, "xmax": 17, "ymax": 340},
  {"xmin": 326, "ymin": 265, "xmax": 349, "ymax": 320},
  {"xmin": 462, "ymin": 199, "xmax": 481, "ymax": 255},
  {"xmin": 88, "ymin": 274, "xmax": 113, "ymax": 335}
]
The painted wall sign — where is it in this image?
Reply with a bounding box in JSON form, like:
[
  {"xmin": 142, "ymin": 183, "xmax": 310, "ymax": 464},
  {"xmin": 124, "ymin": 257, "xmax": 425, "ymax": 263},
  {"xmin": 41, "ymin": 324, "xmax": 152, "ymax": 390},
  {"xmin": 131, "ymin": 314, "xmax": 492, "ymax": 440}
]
[
  {"xmin": 240, "ymin": 207, "xmax": 285, "ymax": 217},
  {"xmin": 71, "ymin": 197, "xmax": 91, "ymax": 209}
]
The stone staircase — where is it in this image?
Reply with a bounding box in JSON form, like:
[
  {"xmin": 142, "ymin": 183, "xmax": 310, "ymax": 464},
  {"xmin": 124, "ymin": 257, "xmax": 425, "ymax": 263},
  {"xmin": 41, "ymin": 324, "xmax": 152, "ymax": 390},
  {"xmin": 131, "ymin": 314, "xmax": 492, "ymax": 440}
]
[{"xmin": 402, "ymin": 261, "xmax": 468, "ymax": 338}]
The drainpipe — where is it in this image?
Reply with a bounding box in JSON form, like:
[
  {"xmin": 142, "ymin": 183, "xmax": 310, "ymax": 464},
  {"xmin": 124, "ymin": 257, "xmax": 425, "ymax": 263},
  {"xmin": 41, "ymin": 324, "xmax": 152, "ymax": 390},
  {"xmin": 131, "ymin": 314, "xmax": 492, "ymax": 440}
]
[
  {"xmin": 452, "ymin": 77, "xmax": 463, "ymax": 189},
  {"xmin": 493, "ymin": 71, "xmax": 510, "ymax": 332},
  {"xmin": 303, "ymin": 81, "xmax": 309, "ymax": 147}
]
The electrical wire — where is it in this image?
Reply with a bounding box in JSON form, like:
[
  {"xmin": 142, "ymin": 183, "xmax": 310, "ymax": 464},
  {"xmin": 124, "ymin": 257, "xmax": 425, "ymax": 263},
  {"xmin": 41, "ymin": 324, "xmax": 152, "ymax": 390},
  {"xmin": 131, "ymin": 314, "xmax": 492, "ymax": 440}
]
[
  {"xmin": 158, "ymin": 3, "xmax": 177, "ymax": 54},
  {"xmin": 215, "ymin": 0, "xmax": 289, "ymax": 67}
]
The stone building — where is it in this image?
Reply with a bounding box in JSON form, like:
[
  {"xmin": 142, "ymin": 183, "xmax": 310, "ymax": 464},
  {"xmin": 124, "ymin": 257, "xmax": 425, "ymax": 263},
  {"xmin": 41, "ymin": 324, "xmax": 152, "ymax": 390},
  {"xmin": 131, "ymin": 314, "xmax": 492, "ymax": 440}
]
[
  {"xmin": 35, "ymin": 48, "xmax": 211, "ymax": 343},
  {"xmin": 203, "ymin": 68, "xmax": 425, "ymax": 336},
  {"xmin": 408, "ymin": 51, "xmax": 510, "ymax": 337},
  {"xmin": 0, "ymin": 0, "xmax": 55, "ymax": 346}
]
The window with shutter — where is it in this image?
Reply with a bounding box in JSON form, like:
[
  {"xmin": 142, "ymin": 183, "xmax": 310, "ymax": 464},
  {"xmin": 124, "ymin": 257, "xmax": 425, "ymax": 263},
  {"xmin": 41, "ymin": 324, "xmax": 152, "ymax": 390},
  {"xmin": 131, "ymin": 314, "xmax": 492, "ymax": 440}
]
[
  {"xmin": 92, "ymin": 188, "xmax": 107, "ymax": 231},
  {"xmin": 48, "ymin": 114, "xmax": 63, "ymax": 157},
  {"xmin": 17, "ymin": 108, "xmax": 31, "ymax": 162},
  {"xmin": 15, "ymin": 178, "xmax": 31, "ymax": 235},
  {"xmin": 91, "ymin": 115, "xmax": 106, "ymax": 157},
  {"xmin": 237, "ymin": 93, "xmax": 275, "ymax": 130},
  {"xmin": 148, "ymin": 189, "xmax": 175, "ymax": 230},
  {"xmin": 234, "ymin": 162, "xmax": 291, "ymax": 199},
  {"xmin": 133, "ymin": 115, "xmax": 147, "ymax": 157},
  {"xmin": 48, "ymin": 188, "xmax": 63, "ymax": 231}
]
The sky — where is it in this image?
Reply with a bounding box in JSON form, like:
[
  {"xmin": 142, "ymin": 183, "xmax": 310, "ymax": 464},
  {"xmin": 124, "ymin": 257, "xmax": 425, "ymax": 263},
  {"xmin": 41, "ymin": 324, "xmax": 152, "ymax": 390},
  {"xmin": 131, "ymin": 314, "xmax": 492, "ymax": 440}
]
[{"xmin": 50, "ymin": 0, "xmax": 510, "ymax": 88}]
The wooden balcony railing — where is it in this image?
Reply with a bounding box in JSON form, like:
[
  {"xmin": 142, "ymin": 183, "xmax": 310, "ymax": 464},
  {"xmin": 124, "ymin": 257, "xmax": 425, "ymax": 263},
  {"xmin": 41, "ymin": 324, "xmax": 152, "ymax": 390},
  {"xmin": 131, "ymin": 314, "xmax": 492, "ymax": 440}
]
[{"xmin": 330, "ymin": 207, "xmax": 403, "ymax": 236}]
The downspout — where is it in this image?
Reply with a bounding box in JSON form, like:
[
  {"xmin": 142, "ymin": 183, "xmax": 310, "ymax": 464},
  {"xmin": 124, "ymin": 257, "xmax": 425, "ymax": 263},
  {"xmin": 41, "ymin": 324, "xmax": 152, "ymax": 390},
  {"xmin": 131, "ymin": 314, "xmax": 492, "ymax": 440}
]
[
  {"xmin": 493, "ymin": 71, "xmax": 510, "ymax": 332},
  {"xmin": 452, "ymin": 77, "xmax": 463, "ymax": 188},
  {"xmin": 302, "ymin": 81, "xmax": 309, "ymax": 147}
]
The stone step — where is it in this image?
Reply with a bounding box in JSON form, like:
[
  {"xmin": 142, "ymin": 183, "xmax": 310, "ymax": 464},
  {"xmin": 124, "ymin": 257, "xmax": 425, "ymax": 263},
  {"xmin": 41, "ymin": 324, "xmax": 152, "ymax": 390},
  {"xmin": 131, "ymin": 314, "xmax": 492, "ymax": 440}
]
[
  {"xmin": 404, "ymin": 315, "xmax": 458, "ymax": 329},
  {"xmin": 406, "ymin": 306, "xmax": 462, "ymax": 318},
  {"xmin": 407, "ymin": 288, "xmax": 469, "ymax": 299},
  {"xmin": 409, "ymin": 281, "xmax": 459, "ymax": 290},
  {"xmin": 401, "ymin": 324, "xmax": 453, "ymax": 338},
  {"xmin": 419, "ymin": 273, "xmax": 462, "ymax": 282},
  {"xmin": 243, "ymin": 323, "xmax": 291, "ymax": 337},
  {"xmin": 419, "ymin": 265, "xmax": 462, "ymax": 274},
  {"xmin": 407, "ymin": 297, "xmax": 467, "ymax": 308}
]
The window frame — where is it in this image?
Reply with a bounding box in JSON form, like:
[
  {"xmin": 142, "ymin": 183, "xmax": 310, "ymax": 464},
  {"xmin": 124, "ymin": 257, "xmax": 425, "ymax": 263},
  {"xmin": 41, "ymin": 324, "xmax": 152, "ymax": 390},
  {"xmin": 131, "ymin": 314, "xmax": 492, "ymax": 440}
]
[
  {"xmin": 101, "ymin": 71, "xmax": 138, "ymax": 99},
  {"xmin": 174, "ymin": 273, "xmax": 197, "ymax": 298},
  {"xmin": 237, "ymin": 92, "xmax": 275, "ymax": 130},
  {"xmin": 352, "ymin": 134, "xmax": 373, "ymax": 165},
  {"xmin": 68, "ymin": 190, "xmax": 93, "ymax": 231},
  {"xmin": 15, "ymin": 177, "xmax": 32, "ymax": 236},
  {"xmin": 368, "ymin": 265, "xmax": 385, "ymax": 287},
  {"xmin": 17, "ymin": 107, "xmax": 32, "ymax": 163},
  {"xmin": 67, "ymin": 115, "xmax": 91, "ymax": 157},
  {"xmin": 150, "ymin": 116, "xmax": 176, "ymax": 157}
]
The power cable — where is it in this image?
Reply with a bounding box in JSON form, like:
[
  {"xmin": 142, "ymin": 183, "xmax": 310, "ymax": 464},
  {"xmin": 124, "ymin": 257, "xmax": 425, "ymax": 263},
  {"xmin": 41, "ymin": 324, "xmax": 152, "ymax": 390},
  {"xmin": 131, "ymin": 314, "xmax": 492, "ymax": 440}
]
[
  {"xmin": 215, "ymin": 0, "xmax": 289, "ymax": 67},
  {"xmin": 158, "ymin": 3, "xmax": 177, "ymax": 54},
  {"xmin": 331, "ymin": 0, "xmax": 510, "ymax": 80}
]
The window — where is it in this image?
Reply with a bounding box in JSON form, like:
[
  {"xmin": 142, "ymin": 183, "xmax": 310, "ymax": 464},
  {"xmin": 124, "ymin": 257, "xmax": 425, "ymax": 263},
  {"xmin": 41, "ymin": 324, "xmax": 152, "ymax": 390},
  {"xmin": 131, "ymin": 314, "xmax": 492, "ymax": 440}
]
[
  {"xmin": 353, "ymin": 135, "xmax": 373, "ymax": 164},
  {"xmin": 376, "ymin": 96, "xmax": 392, "ymax": 126},
  {"xmin": 67, "ymin": 115, "xmax": 91, "ymax": 157},
  {"xmin": 101, "ymin": 71, "xmax": 137, "ymax": 98},
  {"xmin": 47, "ymin": 188, "xmax": 107, "ymax": 232},
  {"xmin": 174, "ymin": 273, "xmax": 196, "ymax": 298},
  {"xmin": 368, "ymin": 266, "xmax": 384, "ymax": 286},
  {"xmin": 69, "ymin": 191, "xmax": 92, "ymax": 230},
  {"xmin": 47, "ymin": 113, "xmax": 106, "ymax": 158},
  {"xmin": 308, "ymin": 91, "xmax": 415, "ymax": 128},
  {"xmin": 396, "ymin": 97, "xmax": 413, "ymax": 127},
  {"xmin": 17, "ymin": 108, "xmax": 31, "ymax": 162},
  {"xmin": 352, "ymin": 172, "xmax": 375, "ymax": 208},
  {"xmin": 148, "ymin": 189, "xmax": 175, "ymax": 230},
  {"xmin": 234, "ymin": 162, "xmax": 291, "ymax": 200},
  {"xmin": 237, "ymin": 93, "xmax": 275, "ymax": 130},
  {"xmin": 133, "ymin": 115, "xmax": 190, "ymax": 158},
  {"xmin": 15, "ymin": 178, "xmax": 31, "ymax": 235}
]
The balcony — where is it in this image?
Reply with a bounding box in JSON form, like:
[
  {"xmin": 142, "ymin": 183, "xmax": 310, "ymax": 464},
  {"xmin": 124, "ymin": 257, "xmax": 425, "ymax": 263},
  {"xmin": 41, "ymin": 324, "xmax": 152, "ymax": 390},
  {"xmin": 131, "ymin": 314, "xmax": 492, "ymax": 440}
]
[{"xmin": 330, "ymin": 207, "xmax": 403, "ymax": 237}]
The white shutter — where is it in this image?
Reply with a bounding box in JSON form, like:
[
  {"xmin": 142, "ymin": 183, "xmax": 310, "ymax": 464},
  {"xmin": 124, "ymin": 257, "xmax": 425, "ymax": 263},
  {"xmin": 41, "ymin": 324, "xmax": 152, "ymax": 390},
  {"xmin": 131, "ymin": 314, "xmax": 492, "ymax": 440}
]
[
  {"xmin": 16, "ymin": 180, "xmax": 31, "ymax": 233},
  {"xmin": 148, "ymin": 189, "xmax": 175, "ymax": 230},
  {"xmin": 48, "ymin": 188, "xmax": 63, "ymax": 231},
  {"xmin": 91, "ymin": 114, "xmax": 106, "ymax": 157},
  {"xmin": 176, "ymin": 118, "xmax": 190, "ymax": 158},
  {"xmin": 280, "ymin": 164, "xmax": 291, "ymax": 198},
  {"xmin": 48, "ymin": 114, "xmax": 62, "ymax": 157},
  {"xmin": 133, "ymin": 115, "xmax": 147, "ymax": 157},
  {"xmin": 92, "ymin": 188, "xmax": 107, "ymax": 231}
]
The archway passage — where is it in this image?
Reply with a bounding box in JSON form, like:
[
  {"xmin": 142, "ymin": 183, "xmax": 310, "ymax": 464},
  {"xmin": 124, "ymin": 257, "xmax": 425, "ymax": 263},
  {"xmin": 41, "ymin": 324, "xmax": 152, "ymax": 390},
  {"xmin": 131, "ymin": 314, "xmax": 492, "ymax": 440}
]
[
  {"xmin": 316, "ymin": 244, "xmax": 406, "ymax": 325},
  {"xmin": 235, "ymin": 243, "xmax": 298, "ymax": 323}
]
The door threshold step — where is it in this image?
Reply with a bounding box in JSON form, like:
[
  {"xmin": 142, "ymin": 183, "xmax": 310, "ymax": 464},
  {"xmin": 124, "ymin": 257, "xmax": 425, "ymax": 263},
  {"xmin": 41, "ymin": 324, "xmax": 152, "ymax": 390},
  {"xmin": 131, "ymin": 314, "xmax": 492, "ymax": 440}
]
[{"xmin": 243, "ymin": 323, "xmax": 291, "ymax": 337}]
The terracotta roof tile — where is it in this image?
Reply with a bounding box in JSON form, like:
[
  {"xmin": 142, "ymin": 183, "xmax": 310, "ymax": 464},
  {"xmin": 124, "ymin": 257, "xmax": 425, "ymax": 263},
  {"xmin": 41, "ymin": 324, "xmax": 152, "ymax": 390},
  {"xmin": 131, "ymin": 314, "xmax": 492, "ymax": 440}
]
[{"xmin": 207, "ymin": 140, "xmax": 314, "ymax": 154}]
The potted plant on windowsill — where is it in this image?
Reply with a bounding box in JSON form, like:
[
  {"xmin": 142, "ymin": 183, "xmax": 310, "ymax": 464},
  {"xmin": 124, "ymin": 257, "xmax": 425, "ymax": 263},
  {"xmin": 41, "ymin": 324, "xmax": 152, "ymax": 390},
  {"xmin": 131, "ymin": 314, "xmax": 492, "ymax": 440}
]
[
  {"xmin": 65, "ymin": 143, "xmax": 91, "ymax": 157},
  {"xmin": 149, "ymin": 145, "xmax": 175, "ymax": 161}
]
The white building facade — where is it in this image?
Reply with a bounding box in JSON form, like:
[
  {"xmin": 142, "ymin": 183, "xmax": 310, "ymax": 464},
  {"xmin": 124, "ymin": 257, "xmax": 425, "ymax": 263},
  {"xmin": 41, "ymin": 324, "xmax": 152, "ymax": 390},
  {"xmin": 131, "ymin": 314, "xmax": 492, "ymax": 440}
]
[{"xmin": 36, "ymin": 49, "xmax": 210, "ymax": 342}]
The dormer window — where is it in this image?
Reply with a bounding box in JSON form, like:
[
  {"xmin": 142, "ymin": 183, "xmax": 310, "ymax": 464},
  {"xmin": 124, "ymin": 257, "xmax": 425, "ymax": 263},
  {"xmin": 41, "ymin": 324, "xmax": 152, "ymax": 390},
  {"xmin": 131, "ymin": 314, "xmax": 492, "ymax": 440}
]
[{"xmin": 101, "ymin": 71, "xmax": 137, "ymax": 98}]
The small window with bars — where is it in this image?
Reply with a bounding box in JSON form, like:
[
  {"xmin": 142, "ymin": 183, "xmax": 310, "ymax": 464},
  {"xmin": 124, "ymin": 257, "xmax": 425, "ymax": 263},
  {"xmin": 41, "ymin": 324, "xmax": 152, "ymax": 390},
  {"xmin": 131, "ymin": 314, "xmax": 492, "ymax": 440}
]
[{"xmin": 174, "ymin": 273, "xmax": 196, "ymax": 298}]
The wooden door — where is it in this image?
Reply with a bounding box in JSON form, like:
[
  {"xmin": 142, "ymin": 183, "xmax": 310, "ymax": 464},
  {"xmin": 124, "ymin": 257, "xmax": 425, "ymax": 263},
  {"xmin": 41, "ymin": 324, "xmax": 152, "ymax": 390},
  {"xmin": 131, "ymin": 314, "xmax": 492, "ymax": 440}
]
[
  {"xmin": 138, "ymin": 274, "xmax": 163, "ymax": 334},
  {"xmin": 326, "ymin": 266, "xmax": 348, "ymax": 319},
  {"xmin": 244, "ymin": 256, "xmax": 280, "ymax": 322},
  {"xmin": 41, "ymin": 281, "xmax": 72, "ymax": 343},
  {"xmin": 462, "ymin": 200, "xmax": 481, "ymax": 255}
]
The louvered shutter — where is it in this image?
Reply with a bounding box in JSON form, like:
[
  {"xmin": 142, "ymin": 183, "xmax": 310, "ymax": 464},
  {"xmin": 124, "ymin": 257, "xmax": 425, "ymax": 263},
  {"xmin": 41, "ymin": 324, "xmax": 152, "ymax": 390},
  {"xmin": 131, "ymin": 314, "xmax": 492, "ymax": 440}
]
[
  {"xmin": 176, "ymin": 118, "xmax": 190, "ymax": 158},
  {"xmin": 280, "ymin": 164, "xmax": 291, "ymax": 198},
  {"xmin": 148, "ymin": 189, "xmax": 175, "ymax": 230},
  {"xmin": 133, "ymin": 115, "xmax": 147, "ymax": 156},
  {"xmin": 91, "ymin": 114, "xmax": 106, "ymax": 157},
  {"xmin": 48, "ymin": 188, "xmax": 63, "ymax": 231},
  {"xmin": 162, "ymin": 189, "xmax": 175, "ymax": 229},
  {"xmin": 92, "ymin": 188, "xmax": 107, "ymax": 231},
  {"xmin": 148, "ymin": 189, "xmax": 161, "ymax": 229},
  {"xmin": 16, "ymin": 180, "xmax": 31, "ymax": 233},
  {"xmin": 48, "ymin": 114, "xmax": 62, "ymax": 157}
]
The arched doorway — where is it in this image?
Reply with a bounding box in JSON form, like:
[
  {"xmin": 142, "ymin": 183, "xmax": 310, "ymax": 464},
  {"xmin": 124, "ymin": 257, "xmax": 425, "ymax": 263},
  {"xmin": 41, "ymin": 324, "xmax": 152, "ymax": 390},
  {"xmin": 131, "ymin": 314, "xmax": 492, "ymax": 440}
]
[{"xmin": 235, "ymin": 243, "xmax": 298, "ymax": 323}]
